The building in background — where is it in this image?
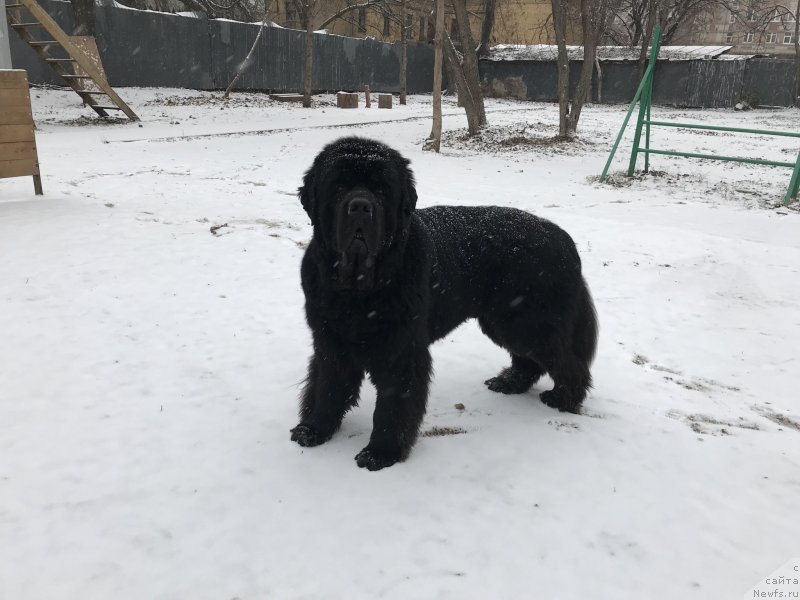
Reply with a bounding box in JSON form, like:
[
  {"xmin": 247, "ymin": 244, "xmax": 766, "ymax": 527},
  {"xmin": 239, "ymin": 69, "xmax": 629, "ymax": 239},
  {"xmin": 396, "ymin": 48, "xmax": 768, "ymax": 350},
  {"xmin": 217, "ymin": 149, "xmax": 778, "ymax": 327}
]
[
  {"xmin": 270, "ymin": 0, "xmax": 557, "ymax": 45},
  {"xmin": 672, "ymin": 1, "xmax": 796, "ymax": 56}
]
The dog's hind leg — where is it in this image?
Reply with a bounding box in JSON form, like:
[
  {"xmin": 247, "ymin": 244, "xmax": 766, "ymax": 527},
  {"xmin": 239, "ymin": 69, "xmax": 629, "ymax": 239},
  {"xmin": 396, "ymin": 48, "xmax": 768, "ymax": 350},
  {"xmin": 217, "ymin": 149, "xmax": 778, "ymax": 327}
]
[
  {"xmin": 539, "ymin": 281, "xmax": 598, "ymax": 413},
  {"xmin": 479, "ymin": 317, "xmax": 545, "ymax": 394}
]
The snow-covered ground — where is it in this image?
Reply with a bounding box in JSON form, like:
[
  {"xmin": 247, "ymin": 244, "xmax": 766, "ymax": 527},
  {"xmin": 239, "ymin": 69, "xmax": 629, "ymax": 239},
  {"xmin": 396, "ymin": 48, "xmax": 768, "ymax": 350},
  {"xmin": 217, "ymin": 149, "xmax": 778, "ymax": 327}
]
[{"xmin": 1, "ymin": 88, "xmax": 798, "ymax": 599}]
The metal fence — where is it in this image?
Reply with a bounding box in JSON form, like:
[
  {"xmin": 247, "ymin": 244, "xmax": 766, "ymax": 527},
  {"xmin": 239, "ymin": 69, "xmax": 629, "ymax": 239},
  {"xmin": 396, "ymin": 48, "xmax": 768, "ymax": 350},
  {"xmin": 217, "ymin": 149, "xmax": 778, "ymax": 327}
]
[
  {"xmin": 7, "ymin": 0, "xmax": 795, "ymax": 107},
  {"xmin": 8, "ymin": 0, "xmax": 435, "ymax": 92},
  {"xmin": 481, "ymin": 57, "xmax": 795, "ymax": 108}
]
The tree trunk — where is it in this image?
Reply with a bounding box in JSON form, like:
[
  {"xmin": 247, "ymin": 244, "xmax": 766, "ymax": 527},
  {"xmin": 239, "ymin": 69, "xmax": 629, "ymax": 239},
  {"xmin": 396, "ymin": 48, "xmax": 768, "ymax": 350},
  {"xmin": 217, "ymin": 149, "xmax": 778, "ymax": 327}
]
[
  {"xmin": 224, "ymin": 7, "xmax": 271, "ymax": 99},
  {"xmin": 550, "ymin": 0, "xmax": 569, "ymax": 138},
  {"xmin": 795, "ymin": 0, "xmax": 800, "ymax": 106},
  {"xmin": 567, "ymin": 0, "xmax": 600, "ymax": 134},
  {"xmin": 70, "ymin": 0, "xmax": 96, "ymax": 36},
  {"xmin": 425, "ymin": 0, "xmax": 445, "ymax": 152},
  {"xmin": 442, "ymin": 39, "xmax": 461, "ymax": 99},
  {"xmin": 637, "ymin": 0, "xmax": 657, "ymax": 83},
  {"xmin": 451, "ymin": 0, "xmax": 486, "ymax": 128},
  {"xmin": 303, "ymin": 4, "xmax": 313, "ymax": 108},
  {"xmin": 476, "ymin": 0, "xmax": 496, "ymax": 58},
  {"xmin": 400, "ymin": 0, "xmax": 408, "ymax": 104},
  {"xmin": 444, "ymin": 32, "xmax": 479, "ymax": 133}
]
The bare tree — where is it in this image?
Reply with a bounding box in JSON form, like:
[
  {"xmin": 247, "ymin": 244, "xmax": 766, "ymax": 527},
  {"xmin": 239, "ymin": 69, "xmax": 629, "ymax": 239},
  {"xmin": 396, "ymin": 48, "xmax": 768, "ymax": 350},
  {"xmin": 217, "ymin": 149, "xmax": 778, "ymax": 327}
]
[
  {"xmin": 400, "ymin": 0, "xmax": 408, "ymax": 104},
  {"xmin": 425, "ymin": 0, "xmax": 445, "ymax": 152},
  {"xmin": 550, "ymin": 0, "xmax": 570, "ymax": 137},
  {"xmin": 224, "ymin": 6, "xmax": 272, "ymax": 98},
  {"xmin": 567, "ymin": 0, "xmax": 609, "ymax": 132},
  {"xmin": 174, "ymin": 0, "xmax": 263, "ymax": 21},
  {"xmin": 444, "ymin": 32, "xmax": 480, "ymax": 129},
  {"xmin": 476, "ymin": 0, "xmax": 497, "ymax": 57},
  {"xmin": 301, "ymin": 0, "xmax": 315, "ymax": 107},
  {"xmin": 795, "ymin": 0, "xmax": 800, "ymax": 106},
  {"xmin": 450, "ymin": 0, "xmax": 487, "ymax": 130}
]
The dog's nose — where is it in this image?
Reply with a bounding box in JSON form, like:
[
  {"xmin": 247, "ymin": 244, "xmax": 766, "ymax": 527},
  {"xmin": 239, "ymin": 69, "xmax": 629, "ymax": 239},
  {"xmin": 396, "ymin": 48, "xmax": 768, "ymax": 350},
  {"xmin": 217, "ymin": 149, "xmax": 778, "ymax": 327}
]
[{"xmin": 347, "ymin": 197, "xmax": 373, "ymax": 216}]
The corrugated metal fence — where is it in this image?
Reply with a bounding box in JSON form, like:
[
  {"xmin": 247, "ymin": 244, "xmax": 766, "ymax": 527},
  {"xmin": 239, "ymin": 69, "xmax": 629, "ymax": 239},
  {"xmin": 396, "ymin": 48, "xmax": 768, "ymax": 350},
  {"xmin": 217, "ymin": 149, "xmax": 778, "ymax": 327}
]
[
  {"xmin": 8, "ymin": 0, "xmax": 435, "ymax": 92},
  {"xmin": 482, "ymin": 57, "xmax": 794, "ymax": 107},
  {"xmin": 7, "ymin": 0, "xmax": 795, "ymax": 107}
]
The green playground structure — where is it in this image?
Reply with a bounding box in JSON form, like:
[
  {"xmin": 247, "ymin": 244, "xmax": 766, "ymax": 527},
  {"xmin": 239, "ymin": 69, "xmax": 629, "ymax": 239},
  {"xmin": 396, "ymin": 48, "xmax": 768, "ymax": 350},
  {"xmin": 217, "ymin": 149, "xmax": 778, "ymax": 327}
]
[{"xmin": 600, "ymin": 25, "xmax": 800, "ymax": 206}]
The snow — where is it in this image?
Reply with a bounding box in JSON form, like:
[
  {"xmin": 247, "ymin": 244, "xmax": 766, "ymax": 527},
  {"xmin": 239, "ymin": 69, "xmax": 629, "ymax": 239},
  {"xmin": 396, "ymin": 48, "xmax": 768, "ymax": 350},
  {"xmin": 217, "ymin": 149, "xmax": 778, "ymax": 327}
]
[
  {"xmin": 486, "ymin": 44, "xmax": 737, "ymax": 62},
  {"xmin": 1, "ymin": 88, "xmax": 799, "ymax": 599}
]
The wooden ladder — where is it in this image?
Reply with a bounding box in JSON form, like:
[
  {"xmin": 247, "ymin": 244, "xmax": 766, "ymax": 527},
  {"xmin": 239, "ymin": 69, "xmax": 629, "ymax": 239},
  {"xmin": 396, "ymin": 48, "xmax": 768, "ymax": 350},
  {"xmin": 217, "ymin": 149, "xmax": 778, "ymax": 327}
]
[{"xmin": 4, "ymin": 0, "xmax": 139, "ymax": 120}]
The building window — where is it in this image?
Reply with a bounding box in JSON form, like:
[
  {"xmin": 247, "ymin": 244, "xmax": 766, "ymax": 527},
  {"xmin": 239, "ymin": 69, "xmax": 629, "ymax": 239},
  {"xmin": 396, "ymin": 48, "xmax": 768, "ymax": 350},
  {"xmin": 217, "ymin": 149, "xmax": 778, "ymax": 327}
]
[
  {"xmin": 358, "ymin": 8, "xmax": 366, "ymax": 32},
  {"xmin": 725, "ymin": 33, "xmax": 733, "ymax": 43},
  {"xmin": 745, "ymin": 31, "xmax": 754, "ymax": 42},
  {"xmin": 450, "ymin": 17, "xmax": 459, "ymax": 37},
  {"xmin": 419, "ymin": 16, "xmax": 426, "ymax": 41},
  {"xmin": 729, "ymin": 12, "xmax": 736, "ymax": 23},
  {"xmin": 767, "ymin": 31, "xmax": 777, "ymax": 43},
  {"xmin": 405, "ymin": 14, "xmax": 413, "ymax": 34},
  {"xmin": 383, "ymin": 14, "xmax": 390, "ymax": 36},
  {"xmin": 748, "ymin": 8, "xmax": 757, "ymax": 21},
  {"xmin": 785, "ymin": 32, "xmax": 795, "ymax": 43}
]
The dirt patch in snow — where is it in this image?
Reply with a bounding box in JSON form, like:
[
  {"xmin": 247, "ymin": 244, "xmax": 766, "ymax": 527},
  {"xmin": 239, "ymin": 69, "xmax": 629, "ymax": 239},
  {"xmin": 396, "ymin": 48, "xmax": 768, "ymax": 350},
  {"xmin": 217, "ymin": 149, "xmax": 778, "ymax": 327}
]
[
  {"xmin": 441, "ymin": 124, "xmax": 599, "ymax": 156},
  {"xmin": 422, "ymin": 426, "xmax": 467, "ymax": 437}
]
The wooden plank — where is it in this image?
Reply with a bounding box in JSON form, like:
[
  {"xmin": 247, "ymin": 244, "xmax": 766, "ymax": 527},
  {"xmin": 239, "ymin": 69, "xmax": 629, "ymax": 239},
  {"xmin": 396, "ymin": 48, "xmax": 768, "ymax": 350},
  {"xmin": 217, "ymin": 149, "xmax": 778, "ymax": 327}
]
[
  {"xmin": 0, "ymin": 125, "xmax": 36, "ymax": 143},
  {"xmin": 0, "ymin": 142, "xmax": 38, "ymax": 161},
  {"xmin": 0, "ymin": 88, "xmax": 33, "ymax": 106},
  {"xmin": 0, "ymin": 159, "xmax": 40, "ymax": 179},
  {"xmin": 0, "ymin": 108, "xmax": 34, "ymax": 125},
  {"xmin": 0, "ymin": 71, "xmax": 28, "ymax": 86},
  {"xmin": 0, "ymin": 78, "xmax": 28, "ymax": 90}
]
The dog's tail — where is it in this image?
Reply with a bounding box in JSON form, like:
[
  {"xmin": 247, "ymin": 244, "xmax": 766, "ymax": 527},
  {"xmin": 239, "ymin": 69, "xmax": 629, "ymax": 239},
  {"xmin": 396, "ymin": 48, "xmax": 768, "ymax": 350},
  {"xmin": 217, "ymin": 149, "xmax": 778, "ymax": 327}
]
[{"xmin": 574, "ymin": 277, "xmax": 598, "ymax": 366}]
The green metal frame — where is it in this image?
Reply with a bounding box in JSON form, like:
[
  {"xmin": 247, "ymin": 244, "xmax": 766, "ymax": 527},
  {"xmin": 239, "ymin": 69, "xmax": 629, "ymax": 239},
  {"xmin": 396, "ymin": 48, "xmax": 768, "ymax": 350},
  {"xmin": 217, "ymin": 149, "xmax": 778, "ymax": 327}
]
[{"xmin": 600, "ymin": 25, "xmax": 800, "ymax": 206}]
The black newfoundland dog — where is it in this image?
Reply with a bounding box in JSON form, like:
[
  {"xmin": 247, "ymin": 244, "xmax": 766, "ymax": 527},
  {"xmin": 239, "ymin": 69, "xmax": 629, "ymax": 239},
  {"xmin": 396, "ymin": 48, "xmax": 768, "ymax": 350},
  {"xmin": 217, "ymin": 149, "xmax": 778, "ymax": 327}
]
[{"xmin": 290, "ymin": 137, "xmax": 598, "ymax": 470}]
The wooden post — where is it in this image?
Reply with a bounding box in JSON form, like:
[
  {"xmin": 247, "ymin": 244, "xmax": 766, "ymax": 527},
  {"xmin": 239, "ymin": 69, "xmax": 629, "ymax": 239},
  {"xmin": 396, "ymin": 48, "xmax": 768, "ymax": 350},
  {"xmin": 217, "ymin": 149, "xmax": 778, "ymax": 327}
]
[
  {"xmin": 0, "ymin": 70, "xmax": 43, "ymax": 195},
  {"xmin": 364, "ymin": 85, "xmax": 371, "ymax": 108}
]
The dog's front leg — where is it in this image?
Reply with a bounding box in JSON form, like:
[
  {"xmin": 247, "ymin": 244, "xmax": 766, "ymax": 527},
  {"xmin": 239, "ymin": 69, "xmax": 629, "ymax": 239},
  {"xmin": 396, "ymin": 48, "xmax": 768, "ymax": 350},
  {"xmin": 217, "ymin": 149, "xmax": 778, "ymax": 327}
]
[
  {"xmin": 356, "ymin": 350, "xmax": 432, "ymax": 471},
  {"xmin": 291, "ymin": 344, "xmax": 364, "ymax": 448}
]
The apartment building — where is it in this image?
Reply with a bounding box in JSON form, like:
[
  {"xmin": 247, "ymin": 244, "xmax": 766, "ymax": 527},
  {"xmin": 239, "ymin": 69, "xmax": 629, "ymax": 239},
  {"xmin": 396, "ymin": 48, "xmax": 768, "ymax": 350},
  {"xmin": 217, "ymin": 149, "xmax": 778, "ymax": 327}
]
[{"xmin": 674, "ymin": 1, "xmax": 796, "ymax": 56}]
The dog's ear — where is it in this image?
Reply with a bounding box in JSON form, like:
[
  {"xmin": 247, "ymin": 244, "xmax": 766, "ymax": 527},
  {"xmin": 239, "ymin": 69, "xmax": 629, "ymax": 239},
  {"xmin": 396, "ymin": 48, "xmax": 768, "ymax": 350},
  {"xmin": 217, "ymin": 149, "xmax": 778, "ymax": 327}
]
[{"xmin": 298, "ymin": 169, "xmax": 314, "ymax": 218}]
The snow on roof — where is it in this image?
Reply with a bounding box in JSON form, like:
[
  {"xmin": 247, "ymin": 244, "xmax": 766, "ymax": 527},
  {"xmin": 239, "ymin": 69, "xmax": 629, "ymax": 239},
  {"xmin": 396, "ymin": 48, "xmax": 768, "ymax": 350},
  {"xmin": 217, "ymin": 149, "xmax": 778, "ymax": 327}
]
[{"xmin": 485, "ymin": 44, "xmax": 736, "ymax": 62}]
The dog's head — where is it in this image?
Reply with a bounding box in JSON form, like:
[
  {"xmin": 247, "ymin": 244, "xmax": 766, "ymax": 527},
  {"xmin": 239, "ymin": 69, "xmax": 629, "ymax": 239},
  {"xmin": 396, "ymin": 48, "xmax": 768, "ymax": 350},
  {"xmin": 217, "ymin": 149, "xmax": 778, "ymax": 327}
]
[{"xmin": 299, "ymin": 137, "xmax": 418, "ymax": 291}]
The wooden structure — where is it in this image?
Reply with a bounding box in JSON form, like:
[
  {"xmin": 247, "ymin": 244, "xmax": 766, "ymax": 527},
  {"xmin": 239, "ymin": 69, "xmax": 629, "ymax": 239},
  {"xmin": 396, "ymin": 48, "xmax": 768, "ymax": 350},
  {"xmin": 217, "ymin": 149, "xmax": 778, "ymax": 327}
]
[
  {"xmin": 0, "ymin": 69, "xmax": 42, "ymax": 194},
  {"xmin": 336, "ymin": 91, "xmax": 358, "ymax": 109},
  {"xmin": 378, "ymin": 93, "xmax": 392, "ymax": 109},
  {"xmin": 269, "ymin": 93, "xmax": 304, "ymax": 103},
  {"xmin": 4, "ymin": 0, "xmax": 138, "ymax": 120}
]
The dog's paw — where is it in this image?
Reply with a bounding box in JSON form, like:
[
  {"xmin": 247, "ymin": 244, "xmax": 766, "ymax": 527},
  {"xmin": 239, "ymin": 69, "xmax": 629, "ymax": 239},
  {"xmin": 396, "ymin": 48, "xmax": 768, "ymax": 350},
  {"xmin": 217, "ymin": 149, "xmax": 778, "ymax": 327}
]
[
  {"xmin": 540, "ymin": 390, "xmax": 581, "ymax": 414},
  {"xmin": 290, "ymin": 424, "xmax": 332, "ymax": 447},
  {"xmin": 354, "ymin": 447, "xmax": 401, "ymax": 471},
  {"xmin": 484, "ymin": 374, "xmax": 530, "ymax": 394}
]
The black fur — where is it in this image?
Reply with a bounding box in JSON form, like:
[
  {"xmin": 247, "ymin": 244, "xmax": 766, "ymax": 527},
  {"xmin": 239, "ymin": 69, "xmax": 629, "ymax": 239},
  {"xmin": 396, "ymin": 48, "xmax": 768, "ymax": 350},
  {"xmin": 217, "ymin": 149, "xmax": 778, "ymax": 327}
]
[{"xmin": 291, "ymin": 137, "xmax": 598, "ymax": 470}]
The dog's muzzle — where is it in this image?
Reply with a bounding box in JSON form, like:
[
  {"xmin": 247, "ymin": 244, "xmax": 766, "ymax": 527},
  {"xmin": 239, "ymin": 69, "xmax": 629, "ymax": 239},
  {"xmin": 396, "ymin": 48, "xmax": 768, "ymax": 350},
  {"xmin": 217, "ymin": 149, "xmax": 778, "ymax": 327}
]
[{"xmin": 336, "ymin": 194, "xmax": 384, "ymax": 291}]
